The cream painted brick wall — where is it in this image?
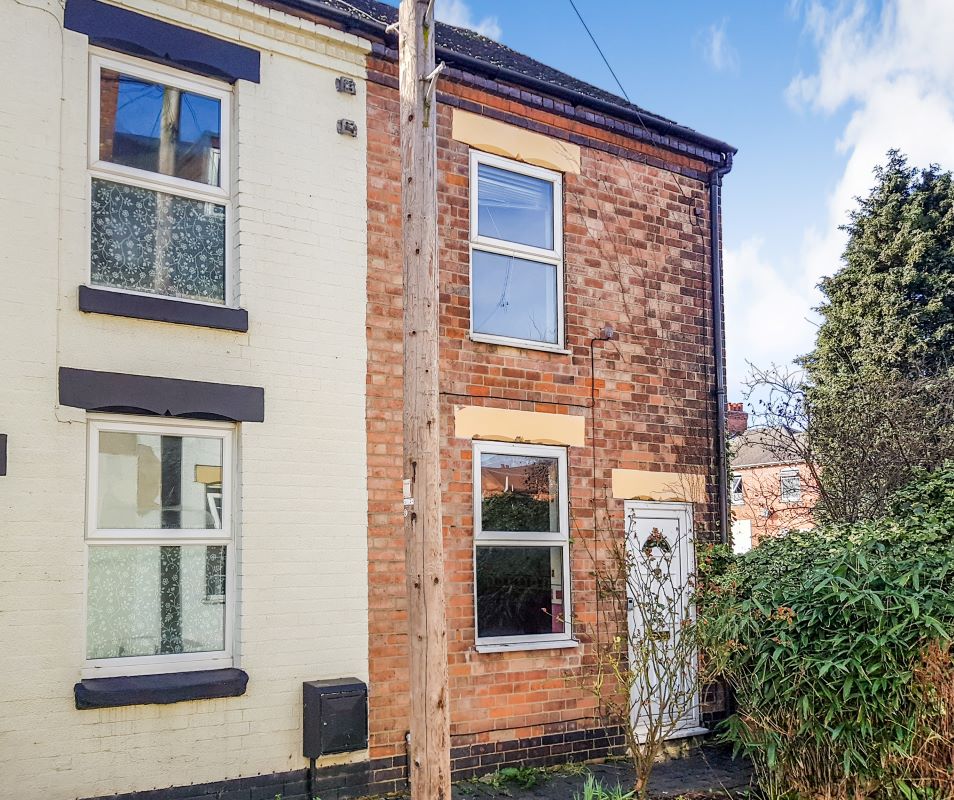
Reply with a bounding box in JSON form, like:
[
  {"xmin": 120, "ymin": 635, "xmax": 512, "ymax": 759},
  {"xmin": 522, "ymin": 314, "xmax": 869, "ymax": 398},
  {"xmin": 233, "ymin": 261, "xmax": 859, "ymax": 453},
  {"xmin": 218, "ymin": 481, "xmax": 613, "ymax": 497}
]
[{"xmin": 0, "ymin": 1, "xmax": 371, "ymax": 797}]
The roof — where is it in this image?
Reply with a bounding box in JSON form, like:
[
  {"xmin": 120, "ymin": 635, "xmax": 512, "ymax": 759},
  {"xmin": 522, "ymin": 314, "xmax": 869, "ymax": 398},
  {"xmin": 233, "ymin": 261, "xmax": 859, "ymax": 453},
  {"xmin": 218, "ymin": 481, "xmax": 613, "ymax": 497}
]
[
  {"xmin": 731, "ymin": 428, "xmax": 806, "ymax": 469},
  {"xmin": 266, "ymin": 0, "xmax": 736, "ymax": 159}
]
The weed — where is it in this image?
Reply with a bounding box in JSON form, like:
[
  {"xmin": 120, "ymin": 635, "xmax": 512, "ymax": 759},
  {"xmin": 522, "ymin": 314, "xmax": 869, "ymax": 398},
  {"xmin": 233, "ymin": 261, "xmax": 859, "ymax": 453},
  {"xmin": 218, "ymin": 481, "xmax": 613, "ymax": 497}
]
[
  {"xmin": 572, "ymin": 775, "xmax": 635, "ymax": 800},
  {"xmin": 555, "ymin": 761, "xmax": 589, "ymax": 777},
  {"xmin": 477, "ymin": 765, "xmax": 546, "ymax": 791}
]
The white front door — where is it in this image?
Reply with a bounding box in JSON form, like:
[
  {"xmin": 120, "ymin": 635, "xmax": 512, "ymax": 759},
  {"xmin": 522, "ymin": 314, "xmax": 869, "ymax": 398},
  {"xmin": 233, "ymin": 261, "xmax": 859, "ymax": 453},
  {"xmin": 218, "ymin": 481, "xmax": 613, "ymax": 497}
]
[{"xmin": 624, "ymin": 500, "xmax": 705, "ymax": 739}]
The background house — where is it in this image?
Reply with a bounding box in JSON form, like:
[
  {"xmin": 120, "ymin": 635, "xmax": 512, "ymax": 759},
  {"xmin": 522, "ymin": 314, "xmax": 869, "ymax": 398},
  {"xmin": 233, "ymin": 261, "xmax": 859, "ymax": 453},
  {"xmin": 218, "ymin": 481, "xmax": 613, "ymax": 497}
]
[{"xmin": 729, "ymin": 405, "xmax": 817, "ymax": 552}]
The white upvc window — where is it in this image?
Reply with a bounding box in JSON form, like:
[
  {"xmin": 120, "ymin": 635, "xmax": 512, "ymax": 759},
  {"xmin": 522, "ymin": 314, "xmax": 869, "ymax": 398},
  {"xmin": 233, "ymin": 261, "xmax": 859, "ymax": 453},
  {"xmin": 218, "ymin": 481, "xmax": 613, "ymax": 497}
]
[
  {"xmin": 730, "ymin": 473, "xmax": 744, "ymax": 505},
  {"xmin": 87, "ymin": 51, "xmax": 233, "ymax": 306},
  {"xmin": 85, "ymin": 415, "xmax": 235, "ymax": 678},
  {"xmin": 469, "ymin": 151, "xmax": 565, "ymax": 351},
  {"xmin": 472, "ymin": 441, "xmax": 574, "ymax": 652},
  {"xmin": 780, "ymin": 468, "xmax": 801, "ymax": 503}
]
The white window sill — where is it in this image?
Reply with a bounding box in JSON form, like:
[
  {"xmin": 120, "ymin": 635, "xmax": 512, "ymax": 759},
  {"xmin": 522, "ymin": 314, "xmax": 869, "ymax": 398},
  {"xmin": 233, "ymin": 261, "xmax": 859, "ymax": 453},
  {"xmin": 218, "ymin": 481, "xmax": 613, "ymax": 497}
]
[
  {"xmin": 475, "ymin": 638, "xmax": 579, "ymax": 654},
  {"xmin": 82, "ymin": 655, "xmax": 233, "ymax": 680},
  {"xmin": 469, "ymin": 333, "xmax": 570, "ymax": 355}
]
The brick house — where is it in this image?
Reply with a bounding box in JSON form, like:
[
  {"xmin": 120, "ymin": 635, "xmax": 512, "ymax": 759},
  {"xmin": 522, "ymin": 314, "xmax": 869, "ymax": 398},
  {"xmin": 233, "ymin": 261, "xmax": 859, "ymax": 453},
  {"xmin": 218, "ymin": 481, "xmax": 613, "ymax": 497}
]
[
  {"xmin": 728, "ymin": 407, "xmax": 817, "ymax": 552},
  {"xmin": 0, "ymin": 1, "xmax": 734, "ymax": 798}
]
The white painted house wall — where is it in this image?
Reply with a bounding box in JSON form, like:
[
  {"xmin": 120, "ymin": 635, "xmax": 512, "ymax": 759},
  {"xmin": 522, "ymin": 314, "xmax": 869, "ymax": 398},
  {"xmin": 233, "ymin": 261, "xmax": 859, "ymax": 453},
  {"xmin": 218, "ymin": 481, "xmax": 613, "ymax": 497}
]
[{"xmin": 0, "ymin": 0, "xmax": 371, "ymax": 797}]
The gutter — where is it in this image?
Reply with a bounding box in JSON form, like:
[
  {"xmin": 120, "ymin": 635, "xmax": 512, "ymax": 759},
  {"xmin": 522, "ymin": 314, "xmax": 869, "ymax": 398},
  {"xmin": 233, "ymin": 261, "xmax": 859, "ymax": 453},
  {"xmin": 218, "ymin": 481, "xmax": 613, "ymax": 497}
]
[
  {"xmin": 266, "ymin": 0, "xmax": 737, "ymax": 161},
  {"xmin": 427, "ymin": 48, "xmax": 736, "ymax": 160},
  {"xmin": 709, "ymin": 154, "xmax": 734, "ymax": 544}
]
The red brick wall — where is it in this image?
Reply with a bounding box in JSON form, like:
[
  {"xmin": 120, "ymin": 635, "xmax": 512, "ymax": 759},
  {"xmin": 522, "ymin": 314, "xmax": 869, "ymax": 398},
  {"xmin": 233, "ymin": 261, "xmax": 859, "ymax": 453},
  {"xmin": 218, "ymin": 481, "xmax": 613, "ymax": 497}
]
[{"xmin": 366, "ymin": 56, "xmax": 722, "ymax": 762}]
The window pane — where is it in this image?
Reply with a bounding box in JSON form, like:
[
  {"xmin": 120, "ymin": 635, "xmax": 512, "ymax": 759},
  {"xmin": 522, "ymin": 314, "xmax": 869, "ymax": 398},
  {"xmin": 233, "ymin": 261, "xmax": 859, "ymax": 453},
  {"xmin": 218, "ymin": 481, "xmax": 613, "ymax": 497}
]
[
  {"xmin": 477, "ymin": 163, "xmax": 554, "ymax": 250},
  {"xmin": 472, "ymin": 250, "xmax": 558, "ymax": 344},
  {"xmin": 87, "ymin": 545, "xmax": 226, "ymax": 659},
  {"xmin": 476, "ymin": 546, "xmax": 565, "ymax": 638},
  {"xmin": 205, "ymin": 545, "xmax": 227, "ymax": 601},
  {"xmin": 781, "ymin": 474, "xmax": 800, "ymax": 500},
  {"xmin": 97, "ymin": 431, "xmax": 223, "ymax": 530},
  {"xmin": 99, "ymin": 69, "xmax": 223, "ymax": 186},
  {"xmin": 91, "ymin": 178, "xmax": 226, "ymax": 303},
  {"xmin": 480, "ymin": 452, "xmax": 559, "ymax": 533}
]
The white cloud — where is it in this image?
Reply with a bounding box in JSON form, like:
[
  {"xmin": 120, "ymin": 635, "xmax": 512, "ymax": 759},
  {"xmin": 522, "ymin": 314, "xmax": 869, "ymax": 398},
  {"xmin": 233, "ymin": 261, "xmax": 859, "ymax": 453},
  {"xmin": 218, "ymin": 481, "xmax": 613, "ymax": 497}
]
[
  {"xmin": 437, "ymin": 0, "xmax": 501, "ymax": 40},
  {"xmin": 727, "ymin": 0, "xmax": 954, "ymax": 396},
  {"xmin": 723, "ymin": 238, "xmax": 818, "ymax": 395},
  {"xmin": 789, "ymin": 0, "xmax": 954, "ymax": 290},
  {"xmin": 702, "ymin": 19, "xmax": 739, "ymax": 73}
]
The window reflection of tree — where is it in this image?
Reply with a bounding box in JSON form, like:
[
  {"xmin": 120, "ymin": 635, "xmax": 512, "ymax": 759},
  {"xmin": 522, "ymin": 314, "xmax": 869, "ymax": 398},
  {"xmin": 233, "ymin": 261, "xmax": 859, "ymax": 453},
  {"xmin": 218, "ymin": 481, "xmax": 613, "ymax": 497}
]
[{"xmin": 481, "ymin": 458, "xmax": 556, "ymax": 532}]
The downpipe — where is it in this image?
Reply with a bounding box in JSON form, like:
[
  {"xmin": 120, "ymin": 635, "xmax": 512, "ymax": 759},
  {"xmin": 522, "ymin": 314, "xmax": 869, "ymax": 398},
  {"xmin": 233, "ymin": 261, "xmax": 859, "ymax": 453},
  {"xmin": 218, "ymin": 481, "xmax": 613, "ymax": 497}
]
[{"xmin": 709, "ymin": 153, "xmax": 733, "ymax": 544}]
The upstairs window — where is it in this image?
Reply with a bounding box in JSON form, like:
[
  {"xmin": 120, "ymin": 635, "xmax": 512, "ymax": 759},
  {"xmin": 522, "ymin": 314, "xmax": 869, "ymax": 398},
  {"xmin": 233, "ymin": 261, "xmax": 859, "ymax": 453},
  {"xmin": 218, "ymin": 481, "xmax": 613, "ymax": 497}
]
[
  {"xmin": 473, "ymin": 442, "xmax": 572, "ymax": 650},
  {"xmin": 780, "ymin": 468, "xmax": 801, "ymax": 503},
  {"xmin": 88, "ymin": 53, "xmax": 231, "ymax": 304},
  {"xmin": 730, "ymin": 473, "xmax": 744, "ymax": 505},
  {"xmin": 469, "ymin": 152, "xmax": 564, "ymax": 350}
]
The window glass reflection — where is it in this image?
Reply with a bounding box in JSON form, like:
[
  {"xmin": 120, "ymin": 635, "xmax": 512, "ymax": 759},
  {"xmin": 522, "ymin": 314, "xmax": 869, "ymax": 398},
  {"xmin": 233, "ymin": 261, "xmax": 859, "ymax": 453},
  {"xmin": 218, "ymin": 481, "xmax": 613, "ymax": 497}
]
[
  {"xmin": 476, "ymin": 546, "xmax": 565, "ymax": 638},
  {"xmin": 97, "ymin": 431, "xmax": 223, "ymax": 529},
  {"xmin": 99, "ymin": 69, "xmax": 223, "ymax": 187},
  {"xmin": 472, "ymin": 250, "xmax": 558, "ymax": 344},
  {"xmin": 480, "ymin": 452, "xmax": 559, "ymax": 533},
  {"xmin": 87, "ymin": 544, "xmax": 226, "ymax": 658},
  {"xmin": 90, "ymin": 178, "xmax": 226, "ymax": 303},
  {"xmin": 477, "ymin": 163, "xmax": 554, "ymax": 250}
]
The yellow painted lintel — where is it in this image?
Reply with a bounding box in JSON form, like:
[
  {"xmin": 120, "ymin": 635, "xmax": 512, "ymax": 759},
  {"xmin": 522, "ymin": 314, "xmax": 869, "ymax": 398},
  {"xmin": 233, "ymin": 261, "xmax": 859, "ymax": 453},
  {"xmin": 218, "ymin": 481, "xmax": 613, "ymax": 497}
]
[
  {"xmin": 452, "ymin": 109, "xmax": 581, "ymax": 174},
  {"xmin": 611, "ymin": 469, "xmax": 706, "ymax": 503},
  {"xmin": 454, "ymin": 406, "xmax": 585, "ymax": 447}
]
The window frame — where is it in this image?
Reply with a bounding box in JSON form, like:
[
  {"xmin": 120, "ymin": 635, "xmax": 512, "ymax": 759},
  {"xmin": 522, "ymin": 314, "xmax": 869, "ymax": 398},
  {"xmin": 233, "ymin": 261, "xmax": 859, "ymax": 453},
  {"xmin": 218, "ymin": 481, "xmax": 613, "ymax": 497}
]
[
  {"xmin": 730, "ymin": 473, "xmax": 744, "ymax": 505},
  {"xmin": 472, "ymin": 440, "xmax": 574, "ymax": 651},
  {"xmin": 779, "ymin": 468, "xmax": 801, "ymax": 503},
  {"xmin": 86, "ymin": 50, "xmax": 234, "ymax": 308},
  {"xmin": 84, "ymin": 414, "xmax": 236, "ymax": 678},
  {"xmin": 468, "ymin": 151, "xmax": 565, "ymax": 353}
]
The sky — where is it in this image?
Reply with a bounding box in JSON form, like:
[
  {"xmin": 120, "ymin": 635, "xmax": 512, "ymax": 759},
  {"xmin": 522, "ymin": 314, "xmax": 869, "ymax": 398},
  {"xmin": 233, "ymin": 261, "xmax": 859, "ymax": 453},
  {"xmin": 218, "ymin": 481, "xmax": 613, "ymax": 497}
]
[{"xmin": 424, "ymin": 0, "xmax": 954, "ymax": 399}]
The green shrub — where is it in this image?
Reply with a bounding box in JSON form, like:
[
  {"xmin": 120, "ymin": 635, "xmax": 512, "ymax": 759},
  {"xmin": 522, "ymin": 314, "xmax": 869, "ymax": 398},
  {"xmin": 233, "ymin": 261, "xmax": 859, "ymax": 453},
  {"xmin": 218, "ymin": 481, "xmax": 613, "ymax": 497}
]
[{"xmin": 700, "ymin": 464, "xmax": 954, "ymax": 799}]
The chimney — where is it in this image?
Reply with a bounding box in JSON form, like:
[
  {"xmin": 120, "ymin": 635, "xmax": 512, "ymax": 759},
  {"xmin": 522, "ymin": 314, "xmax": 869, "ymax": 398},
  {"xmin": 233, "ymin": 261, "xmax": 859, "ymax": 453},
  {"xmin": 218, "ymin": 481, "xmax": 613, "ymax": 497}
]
[{"xmin": 727, "ymin": 402, "xmax": 748, "ymax": 436}]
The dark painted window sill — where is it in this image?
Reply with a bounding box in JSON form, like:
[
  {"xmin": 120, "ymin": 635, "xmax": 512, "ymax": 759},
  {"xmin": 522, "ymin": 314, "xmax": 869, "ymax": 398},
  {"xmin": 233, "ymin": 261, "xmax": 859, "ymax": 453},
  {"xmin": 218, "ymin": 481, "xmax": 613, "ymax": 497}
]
[
  {"xmin": 79, "ymin": 285, "xmax": 249, "ymax": 332},
  {"xmin": 74, "ymin": 668, "xmax": 248, "ymax": 709}
]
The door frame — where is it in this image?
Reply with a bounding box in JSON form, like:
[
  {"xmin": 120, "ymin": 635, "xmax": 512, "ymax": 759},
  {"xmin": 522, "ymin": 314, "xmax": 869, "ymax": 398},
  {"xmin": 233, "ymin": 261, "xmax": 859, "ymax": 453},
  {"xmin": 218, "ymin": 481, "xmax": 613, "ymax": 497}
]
[{"xmin": 623, "ymin": 500, "xmax": 708, "ymax": 740}]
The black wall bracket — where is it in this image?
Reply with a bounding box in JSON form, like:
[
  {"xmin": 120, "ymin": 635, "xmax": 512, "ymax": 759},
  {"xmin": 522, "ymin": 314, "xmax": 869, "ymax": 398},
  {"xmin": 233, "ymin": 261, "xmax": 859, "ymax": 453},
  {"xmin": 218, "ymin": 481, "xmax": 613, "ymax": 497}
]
[{"xmin": 336, "ymin": 76, "xmax": 357, "ymax": 95}]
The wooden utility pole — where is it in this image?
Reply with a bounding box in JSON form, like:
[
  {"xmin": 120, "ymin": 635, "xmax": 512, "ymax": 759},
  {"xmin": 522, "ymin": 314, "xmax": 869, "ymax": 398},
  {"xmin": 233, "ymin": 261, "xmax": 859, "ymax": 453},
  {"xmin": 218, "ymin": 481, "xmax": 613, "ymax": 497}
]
[{"xmin": 399, "ymin": 1, "xmax": 451, "ymax": 799}]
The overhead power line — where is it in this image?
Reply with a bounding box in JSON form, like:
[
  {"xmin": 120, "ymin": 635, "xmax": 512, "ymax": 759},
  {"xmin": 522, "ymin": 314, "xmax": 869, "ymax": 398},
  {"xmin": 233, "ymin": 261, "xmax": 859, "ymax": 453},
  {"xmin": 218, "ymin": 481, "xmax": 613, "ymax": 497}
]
[
  {"xmin": 566, "ymin": 0, "xmax": 631, "ymax": 103},
  {"xmin": 565, "ymin": 0, "xmax": 699, "ymax": 205}
]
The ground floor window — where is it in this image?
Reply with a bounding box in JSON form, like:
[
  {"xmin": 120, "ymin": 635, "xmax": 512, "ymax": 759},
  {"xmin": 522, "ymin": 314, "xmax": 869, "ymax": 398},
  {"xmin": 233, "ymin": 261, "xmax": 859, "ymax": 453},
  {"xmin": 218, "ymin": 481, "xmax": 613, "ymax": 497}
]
[
  {"xmin": 473, "ymin": 441, "xmax": 571, "ymax": 648},
  {"xmin": 85, "ymin": 415, "xmax": 234, "ymax": 676}
]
